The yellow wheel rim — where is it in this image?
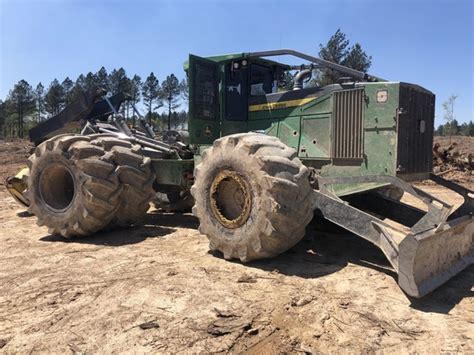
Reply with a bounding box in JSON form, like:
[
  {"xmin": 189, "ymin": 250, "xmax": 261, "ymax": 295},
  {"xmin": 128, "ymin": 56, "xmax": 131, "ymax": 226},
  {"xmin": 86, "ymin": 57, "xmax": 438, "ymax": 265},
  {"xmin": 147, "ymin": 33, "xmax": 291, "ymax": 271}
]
[{"xmin": 210, "ymin": 170, "xmax": 252, "ymax": 229}]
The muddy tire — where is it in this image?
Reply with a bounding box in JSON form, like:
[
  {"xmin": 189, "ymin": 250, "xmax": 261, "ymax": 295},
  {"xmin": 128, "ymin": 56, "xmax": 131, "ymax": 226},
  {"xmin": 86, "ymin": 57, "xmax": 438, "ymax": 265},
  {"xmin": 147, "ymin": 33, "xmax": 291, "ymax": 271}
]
[
  {"xmin": 27, "ymin": 135, "xmax": 122, "ymax": 237},
  {"xmin": 191, "ymin": 133, "xmax": 314, "ymax": 262},
  {"xmin": 91, "ymin": 137, "xmax": 155, "ymax": 228}
]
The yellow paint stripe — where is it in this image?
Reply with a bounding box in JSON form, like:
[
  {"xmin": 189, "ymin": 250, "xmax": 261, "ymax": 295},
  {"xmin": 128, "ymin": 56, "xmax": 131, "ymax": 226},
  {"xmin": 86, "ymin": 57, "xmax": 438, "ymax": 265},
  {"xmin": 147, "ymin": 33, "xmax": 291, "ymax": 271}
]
[{"xmin": 248, "ymin": 97, "xmax": 317, "ymax": 112}]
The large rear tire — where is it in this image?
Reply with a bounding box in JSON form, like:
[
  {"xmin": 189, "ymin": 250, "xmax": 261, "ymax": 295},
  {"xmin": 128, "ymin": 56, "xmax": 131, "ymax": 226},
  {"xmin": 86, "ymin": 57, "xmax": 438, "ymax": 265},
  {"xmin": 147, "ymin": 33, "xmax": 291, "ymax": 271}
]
[
  {"xmin": 191, "ymin": 133, "xmax": 314, "ymax": 261},
  {"xmin": 27, "ymin": 134, "xmax": 155, "ymax": 237},
  {"xmin": 27, "ymin": 135, "xmax": 122, "ymax": 237},
  {"xmin": 91, "ymin": 137, "xmax": 155, "ymax": 228}
]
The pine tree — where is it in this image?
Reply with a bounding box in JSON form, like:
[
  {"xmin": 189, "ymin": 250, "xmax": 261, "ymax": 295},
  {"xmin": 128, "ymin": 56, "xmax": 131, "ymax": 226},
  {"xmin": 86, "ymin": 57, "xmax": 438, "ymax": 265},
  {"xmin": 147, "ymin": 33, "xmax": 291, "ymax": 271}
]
[
  {"xmin": 162, "ymin": 74, "xmax": 181, "ymax": 130},
  {"xmin": 96, "ymin": 67, "xmax": 110, "ymax": 91},
  {"xmin": 180, "ymin": 77, "xmax": 189, "ymax": 104},
  {"xmin": 44, "ymin": 79, "xmax": 65, "ymax": 117},
  {"xmin": 142, "ymin": 72, "xmax": 161, "ymax": 121},
  {"xmin": 342, "ymin": 43, "xmax": 372, "ymax": 72},
  {"xmin": 128, "ymin": 75, "xmax": 142, "ymax": 123},
  {"xmin": 317, "ymin": 29, "xmax": 372, "ymax": 85},
  {"xmin": 320, "ymin": 29, "xmax": 349, "ymax": 63},
  {"xmin": 109, "ymin": 68, "xmax": 130, "ymax": 95},
  {"xmin": 34, "ymin": 83, "xmax": 45, "ymax": 122},
  {"xmin": 442, "ymin": 95, "xmax": 458, "ymax": 143},
  {"xmin": 109, "ymin": 68, "xmax": 131, "ymax": 116},
  {"xmin": 84, "ymin": 72, "xmax": 98, "ymax": 92},
  {"xmin": 69, "ymin": 74, "xmax": 87, "ymax": 102},
  {"xmin": 62, "ymin": 77, "xmax": 74, "ymax": 105},
  {"xmin": 0, "ymin": 99, "xmax": 5, "ymax": 137},
  {"xmin": 8, "ymin": 80, "xmax": 36, "ymax": 137}
]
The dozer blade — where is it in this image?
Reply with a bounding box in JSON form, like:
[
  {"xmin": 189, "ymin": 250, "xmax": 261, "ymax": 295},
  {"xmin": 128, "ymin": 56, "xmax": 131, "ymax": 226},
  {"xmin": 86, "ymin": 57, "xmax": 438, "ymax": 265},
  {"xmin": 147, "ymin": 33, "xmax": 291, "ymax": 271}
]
[
  {"xmin": 398, "ymin": 216, "xmax": 473, "ymax": 298},
  {"xmin": 315, "ymin": 174, "xmax": 474, "ymax": 298},
  {"xmin": 5, "ymin": 167, "xmax": 30, "ymax": 207}
]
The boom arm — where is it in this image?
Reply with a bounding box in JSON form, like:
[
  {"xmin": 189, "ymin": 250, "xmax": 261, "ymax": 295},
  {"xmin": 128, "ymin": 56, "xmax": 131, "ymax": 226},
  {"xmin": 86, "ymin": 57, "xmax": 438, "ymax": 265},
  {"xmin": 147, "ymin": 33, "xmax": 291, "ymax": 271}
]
[
  {"xmin": 247, "ymin": 49, "xmax": 383, "ymax": 82},
  {"xmin": 28, "ymin": 88, "xmax": 127, "ymax": 145}
]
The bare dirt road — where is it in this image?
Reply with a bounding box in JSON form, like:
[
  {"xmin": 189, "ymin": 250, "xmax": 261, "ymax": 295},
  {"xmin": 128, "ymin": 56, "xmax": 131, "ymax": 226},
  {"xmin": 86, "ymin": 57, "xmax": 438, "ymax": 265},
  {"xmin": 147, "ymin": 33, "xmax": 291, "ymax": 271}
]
[{"xmin": 0, "ymin": 139, "xmax": 473, "ymax": 353}]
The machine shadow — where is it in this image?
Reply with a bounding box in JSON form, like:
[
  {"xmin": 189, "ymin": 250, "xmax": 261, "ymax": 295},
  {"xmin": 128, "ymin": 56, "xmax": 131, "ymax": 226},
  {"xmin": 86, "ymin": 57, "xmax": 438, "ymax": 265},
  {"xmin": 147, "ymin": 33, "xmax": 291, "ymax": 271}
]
[
  {"xmin": 17, "ymin": 210, "xmax": 34, "ymax": 217},
  {"xmin": 210, "ymin": 217, "xmax": 396, "ymax": 281},
  {"xmin": 407, "ymin": 266, "xmax": 473, "ymax": 314},
  {"xmin": 216, "ymin": 217, "xmax": 472, "ymax": 313},
  {"xmin": 146, "ymin": 210, "xmax": 200, "ymax": 229},
  {"xmin": 39, "ymin": 210, "xmax": 199, "ymax": 246},
  {"xmin": 40, "ymin": 224, "xmax": 176, "ymax": 246}
]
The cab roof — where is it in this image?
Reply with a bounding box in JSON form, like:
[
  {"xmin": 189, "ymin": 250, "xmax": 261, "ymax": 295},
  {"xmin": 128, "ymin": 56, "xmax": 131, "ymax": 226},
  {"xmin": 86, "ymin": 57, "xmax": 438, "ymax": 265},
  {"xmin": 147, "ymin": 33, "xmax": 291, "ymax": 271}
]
[{"xmin": 183, "ymin": 53, "xmax": 291, "ymax": 72}]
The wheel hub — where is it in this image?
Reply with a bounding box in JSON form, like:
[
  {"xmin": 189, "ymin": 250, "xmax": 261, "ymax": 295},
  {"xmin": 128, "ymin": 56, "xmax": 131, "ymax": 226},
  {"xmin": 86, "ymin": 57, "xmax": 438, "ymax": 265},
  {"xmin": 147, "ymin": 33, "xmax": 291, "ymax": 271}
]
[
  {"xmin": 39, "ymin": 163, "xmax": 75, "ymax": 212},
  {"xmin": 210, "ymin": 170, "xmax": 252, "ymax": 229}
]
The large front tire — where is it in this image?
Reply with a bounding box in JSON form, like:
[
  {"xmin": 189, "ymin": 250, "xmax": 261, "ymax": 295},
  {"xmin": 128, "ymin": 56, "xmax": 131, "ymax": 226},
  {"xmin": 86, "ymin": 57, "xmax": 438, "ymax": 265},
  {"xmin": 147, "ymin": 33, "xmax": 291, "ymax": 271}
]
[{"xmin": 191, "ymin": 133, "xmax": 314, "ymax": 262}]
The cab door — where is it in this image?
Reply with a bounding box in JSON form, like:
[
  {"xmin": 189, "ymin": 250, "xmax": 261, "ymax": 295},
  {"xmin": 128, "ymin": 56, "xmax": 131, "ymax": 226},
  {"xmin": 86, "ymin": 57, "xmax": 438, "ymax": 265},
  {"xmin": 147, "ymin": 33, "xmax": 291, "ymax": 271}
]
[
  {"xmin": 221, "ymin": 60, "xmax": 248, "ymax": 136},
  {"xmin": 188, "ymin": 54, "xmax": 220, "ymax": 144}
]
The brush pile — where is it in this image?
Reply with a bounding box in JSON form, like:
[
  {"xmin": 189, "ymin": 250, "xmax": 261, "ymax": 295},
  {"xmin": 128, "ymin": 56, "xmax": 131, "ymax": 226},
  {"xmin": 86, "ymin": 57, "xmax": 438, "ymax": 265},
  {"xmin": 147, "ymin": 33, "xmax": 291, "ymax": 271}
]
[{"xmin": 432, "ymin": 136, "xmax": 473, "ymax": 184}]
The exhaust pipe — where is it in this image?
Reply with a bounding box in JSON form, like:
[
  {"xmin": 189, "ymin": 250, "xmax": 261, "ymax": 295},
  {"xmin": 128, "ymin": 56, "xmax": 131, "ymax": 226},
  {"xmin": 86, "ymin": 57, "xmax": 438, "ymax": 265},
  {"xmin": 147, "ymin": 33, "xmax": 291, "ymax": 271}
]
[{"xmin": 293, "ymin": 69, "xmax": 312, "ymax": 90}]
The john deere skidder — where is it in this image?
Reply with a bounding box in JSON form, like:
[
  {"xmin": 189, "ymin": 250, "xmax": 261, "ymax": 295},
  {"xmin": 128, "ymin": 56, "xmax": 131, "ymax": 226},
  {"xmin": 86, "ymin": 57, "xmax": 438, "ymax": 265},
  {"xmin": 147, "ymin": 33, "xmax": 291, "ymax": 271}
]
[{"xmin": 7, "ymin": 50, "xmax": 473, "ymax": 298}]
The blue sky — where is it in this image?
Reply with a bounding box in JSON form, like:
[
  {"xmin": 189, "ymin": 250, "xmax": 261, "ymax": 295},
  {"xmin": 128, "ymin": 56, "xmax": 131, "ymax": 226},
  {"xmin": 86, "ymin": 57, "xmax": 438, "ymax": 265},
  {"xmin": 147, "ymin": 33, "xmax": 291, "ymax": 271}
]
[{"xmin": 0, "ymin": 0, "xmax": 472, "ymax": 125}]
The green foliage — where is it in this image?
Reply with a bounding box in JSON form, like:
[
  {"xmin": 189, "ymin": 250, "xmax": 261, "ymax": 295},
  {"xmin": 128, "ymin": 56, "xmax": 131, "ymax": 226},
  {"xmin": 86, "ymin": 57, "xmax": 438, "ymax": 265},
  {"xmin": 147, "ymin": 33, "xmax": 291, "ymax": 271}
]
[
  {"xmin": 109, "ymin": 68, "xmax": 131, "ymax": 95},
  {"xmin": 34, "ymin": 83, "xmax": 45, "ymax": 123},
  {"xmin": 7, "ymin": 80, "xmax": 36, "ymax": 137},
  {"xmin": 0, "ymin": 65, "xmax": 190, "ymax": 138},
  {"xmin": 62, "ymin": 77, "xmax": 74, "ymax": 105},
  {"xmin": 84, "ymin": 72, "xmax": 98, "ymax": 92},
  {"xmin": 342, "ymin": 43, "xmax": 372, "ymax": 72},
  {"xmin": 180, "ymin": 77, "xmax": 189, "ymax": 104},
  {"xmin": 441, "ymin": 95, "xmax": 459, "ymax": 141},
  {"xmin": 280, "ymin": 71, "xmax": 295, "ymax": 91},
  {"xmin": 161, "ymin": 74, "xmax": 182, "ymax": 130},
  {"xmin": 44, "ymin": 79, "xmax": 65, "ymax": 117},
  {"xmin": 435, "ymin": 120, "xmax": 474, "ymax": 137},
  {"xmin": 142, "ymin": 72, "xmax": 162, "ymax": 119},
  {"xmin": 317, "ymin": 29, "xmax": 372, "ymax": 85},
  {"xmin": 149, "ymin": 110, "xmax": 188, "ymax": 131},
  {"xmin": 70, "ymin": 74, "xmax": 86, "ymax": 102},
  {"xmin": 0, "ymin": 100, "xmax": 4, "ymax": 129},
  {"xmin": 96, "ymin": 67, "xmax": 110, "ymax": 91},
  {"xmin": 130, "ymin": 75, "xmax": 142, "ymax": 104}
]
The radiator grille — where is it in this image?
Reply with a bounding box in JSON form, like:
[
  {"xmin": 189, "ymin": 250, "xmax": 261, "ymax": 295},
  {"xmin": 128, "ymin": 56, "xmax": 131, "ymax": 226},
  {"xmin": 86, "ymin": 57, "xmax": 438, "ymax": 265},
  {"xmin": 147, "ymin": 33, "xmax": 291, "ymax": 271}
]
[{"xmin": 332, "ymin": 89, "xmax": 365, "ymax": 160}]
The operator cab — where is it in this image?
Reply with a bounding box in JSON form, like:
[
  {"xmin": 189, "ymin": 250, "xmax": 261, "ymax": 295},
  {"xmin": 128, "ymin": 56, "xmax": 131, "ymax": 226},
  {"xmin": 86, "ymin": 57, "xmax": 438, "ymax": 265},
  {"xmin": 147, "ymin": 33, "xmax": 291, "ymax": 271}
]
[
  {"xmin": 186, "ymin": 49, "xmax": 381, "ymax": 147},
  {"xmin": 223, "ymin": 57, "xmax": 287, "ymax": 122},
  {"xmin": 187, "ymin": 52, "xmax": 332, "ymax": 144}
]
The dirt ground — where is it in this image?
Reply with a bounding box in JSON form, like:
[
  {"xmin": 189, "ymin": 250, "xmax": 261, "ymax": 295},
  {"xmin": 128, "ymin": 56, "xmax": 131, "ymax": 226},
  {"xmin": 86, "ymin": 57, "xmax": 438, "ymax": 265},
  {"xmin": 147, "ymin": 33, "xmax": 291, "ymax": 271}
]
[{"xmin": 0, "ymin": 138, "xmax": 473, "ymax": 353}]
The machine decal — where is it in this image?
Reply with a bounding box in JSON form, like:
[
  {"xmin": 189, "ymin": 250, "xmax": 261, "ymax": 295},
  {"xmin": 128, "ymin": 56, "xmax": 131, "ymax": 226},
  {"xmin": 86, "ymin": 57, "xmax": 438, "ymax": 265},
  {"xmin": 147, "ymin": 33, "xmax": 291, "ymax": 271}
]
[
  {"xmin": 227, "ymin": 83, "xmax": 241, "ymax": 94},
  {"xmin": 248, "ymin": 97, "xmax": 317, "ymax": 112},
  {"xmin": 376, "ymin": 89, "xmax": 388, "ymax": 103}
]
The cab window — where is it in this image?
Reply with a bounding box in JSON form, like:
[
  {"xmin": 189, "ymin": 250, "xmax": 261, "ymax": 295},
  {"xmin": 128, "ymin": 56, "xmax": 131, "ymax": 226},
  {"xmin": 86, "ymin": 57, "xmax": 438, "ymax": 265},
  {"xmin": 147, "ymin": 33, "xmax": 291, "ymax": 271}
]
[{"xmin": 250, "ymin": 64, "xmax": 274, "ymax": 96}]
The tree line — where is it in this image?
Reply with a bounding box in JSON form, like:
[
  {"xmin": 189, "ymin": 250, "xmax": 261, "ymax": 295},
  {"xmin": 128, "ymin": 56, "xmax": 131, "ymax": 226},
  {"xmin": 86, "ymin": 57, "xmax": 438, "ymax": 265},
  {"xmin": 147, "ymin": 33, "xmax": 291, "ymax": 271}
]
[
  {"xmin": 435, "ymin": 95, "xmax": 473, "ymax": 137},
  {"xmin": 435, "ymin": 120, "xmax": 474, "ymax": 137},
  {"xmin": 0, "ymin": 29, "xmax": 374, "ymax": 139},
  {"xmin": 0, "ymin": 68, "xmax": 188, "ymax": 138}
]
